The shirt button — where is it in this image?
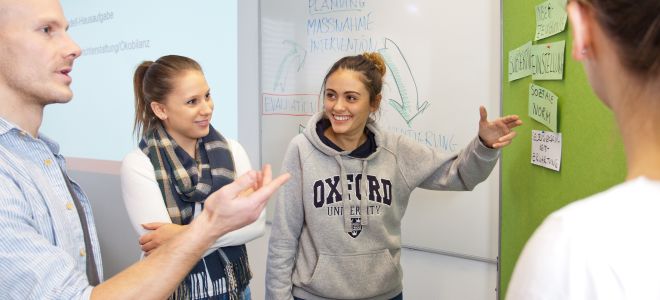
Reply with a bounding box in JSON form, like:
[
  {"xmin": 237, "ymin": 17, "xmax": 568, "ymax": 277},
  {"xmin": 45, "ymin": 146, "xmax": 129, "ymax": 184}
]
[
  {"xmin": 44, "ymin": 159, "xmax": 53, "ymax": 166},
  {"xmin": 66, "ymin": 202, "xmax": 74, "ymax": 210},
  {"xmin": 80, "ymin": 248, "xmax": 86, "ymax": 257}
]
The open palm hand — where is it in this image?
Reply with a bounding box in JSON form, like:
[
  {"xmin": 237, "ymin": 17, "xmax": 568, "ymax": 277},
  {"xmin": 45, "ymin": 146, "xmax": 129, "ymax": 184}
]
[{"xmin": 478, "ymin": 106, "xmax": 523, "ymax": 149}]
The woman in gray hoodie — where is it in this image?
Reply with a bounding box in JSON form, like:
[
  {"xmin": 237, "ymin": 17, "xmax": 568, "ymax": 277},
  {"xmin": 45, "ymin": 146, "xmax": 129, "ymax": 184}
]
[{"xmin": 266, "ymin": 52, "xmax": 523, "ymax": 300}]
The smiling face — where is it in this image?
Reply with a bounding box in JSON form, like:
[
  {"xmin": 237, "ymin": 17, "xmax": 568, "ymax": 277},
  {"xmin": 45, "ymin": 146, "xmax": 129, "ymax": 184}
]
[
  {"xmin": 0, "ymin": 0, "xmax": 81, "ymax": 107},
  {"xmin": 151, "ymin": 70, "xmax": 214, "ymax": 147},
  {"xmin": 323, "ymin": 69, "xmax": 380, "ymax": 144}
]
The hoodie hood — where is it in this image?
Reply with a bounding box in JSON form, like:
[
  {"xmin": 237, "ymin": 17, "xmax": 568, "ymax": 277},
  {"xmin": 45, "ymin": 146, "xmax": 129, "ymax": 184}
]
[
  {"xmin": 302, "ymin": 111, "xmax": 383, "ymax": 233},
  {"xmin": 303, "ymin": 112, "xmax": 383, "ymax": 159}
]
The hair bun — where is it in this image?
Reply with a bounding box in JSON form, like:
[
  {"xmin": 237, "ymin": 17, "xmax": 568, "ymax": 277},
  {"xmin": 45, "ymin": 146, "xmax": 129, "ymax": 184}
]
[{"xmin": 362, "ymin": 52, "xmax": 386, "ymax": 77}]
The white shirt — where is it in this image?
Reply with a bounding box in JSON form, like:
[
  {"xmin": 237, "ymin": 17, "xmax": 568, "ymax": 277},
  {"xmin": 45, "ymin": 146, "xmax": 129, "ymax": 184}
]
[
  {"xmin": 120, "ymin": 139, "xmax": 265, "ymax": 257},
  {"xmin": 507, "ymin": 177, "xmax": 660, "ymax": 300}
]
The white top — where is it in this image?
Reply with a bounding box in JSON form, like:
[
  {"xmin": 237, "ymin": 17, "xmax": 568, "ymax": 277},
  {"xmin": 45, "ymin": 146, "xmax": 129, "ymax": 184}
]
[
  {"xmin": 507, "ymin": 177, "xmax": 660, "ymax": 300},
  {"xmin": 120, "ymin": 139, "xmax": 265, "ymax": 257}
]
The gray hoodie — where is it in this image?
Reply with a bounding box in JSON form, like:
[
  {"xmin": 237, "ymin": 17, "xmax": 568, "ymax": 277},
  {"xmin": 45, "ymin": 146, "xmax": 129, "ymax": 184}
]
[{"xmin": 266, "ymin": 112, "xmax": 500, "ymax": 300}]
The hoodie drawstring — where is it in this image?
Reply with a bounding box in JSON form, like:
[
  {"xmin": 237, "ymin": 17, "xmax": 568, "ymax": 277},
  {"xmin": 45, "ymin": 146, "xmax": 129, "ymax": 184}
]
[
  {"xmin": 335, "ymin": 155, "xmax": 370, "ymax": 232},
  {"xmin": 360, "ymin": 160, "xmax": 369, "ymax": 227},
  {"xmin": 335, "ymin": 155, "xmax": 352, "ymax": 232}
]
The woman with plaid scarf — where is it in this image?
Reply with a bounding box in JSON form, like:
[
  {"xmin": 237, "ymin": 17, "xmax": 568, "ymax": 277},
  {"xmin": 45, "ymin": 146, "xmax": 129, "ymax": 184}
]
[{"xmin": 120, "ymin": 55, "xmax": 261, "ymax": 300}]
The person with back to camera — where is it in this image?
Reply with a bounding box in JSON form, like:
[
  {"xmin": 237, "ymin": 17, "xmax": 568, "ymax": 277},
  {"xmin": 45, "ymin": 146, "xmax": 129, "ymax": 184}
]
[
  {"xmin": 266, "ymin": 52, "xmax": 523, "ymax": 299},
  {"xmin": 120, "ymin": 55, "xmax": 262, "ymax": 300},
  {"xmin": 506, "ymin": 0, "xmax": 660, "ymax": 299}
]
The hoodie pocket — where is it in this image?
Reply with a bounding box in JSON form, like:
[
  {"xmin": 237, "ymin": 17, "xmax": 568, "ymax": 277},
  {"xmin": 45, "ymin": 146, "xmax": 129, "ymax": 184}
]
[{"xmin": 304, "ymin": 249, "xmax": 401, "ymax": 299}]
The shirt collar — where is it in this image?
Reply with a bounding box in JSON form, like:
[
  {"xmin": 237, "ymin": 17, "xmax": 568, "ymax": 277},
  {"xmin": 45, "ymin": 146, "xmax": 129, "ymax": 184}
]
[
  {"xmin": 38, "ymin": 133, "xmax": 61, "ymax": 155},
  {"xmin": 0, "ymin": 116, "xmax": 60, "ymax": 155},
  {"xmin": 0, "ymin": 116, "xmax": 15, "ymax": 136}
]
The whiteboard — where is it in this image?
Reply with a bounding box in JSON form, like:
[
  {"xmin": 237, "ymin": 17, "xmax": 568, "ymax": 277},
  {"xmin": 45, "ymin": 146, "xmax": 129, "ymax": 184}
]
[{"xmin": 260, "ymin": 0, "xmax": 501, "ymax": 260}]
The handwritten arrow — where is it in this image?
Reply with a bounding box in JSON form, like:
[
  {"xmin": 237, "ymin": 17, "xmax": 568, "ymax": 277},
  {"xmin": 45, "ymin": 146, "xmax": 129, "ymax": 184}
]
[
  {"xmin": 378, "ymin": 38, "xmax": 429, "ymax": 127},
  {"xmin": 274, "ymin": 40, "xmax": 307, "ymax": 92}
]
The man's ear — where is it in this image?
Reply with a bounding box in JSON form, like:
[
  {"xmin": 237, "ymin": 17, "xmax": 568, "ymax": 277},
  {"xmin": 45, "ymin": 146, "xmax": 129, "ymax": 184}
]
[
  {"xmin": 150, "ymin": 101, "xmax": 167, "ymax": 120},
  {"xmin": 567, "ymin": 1, "xmax": 593, "ymax": 61}
]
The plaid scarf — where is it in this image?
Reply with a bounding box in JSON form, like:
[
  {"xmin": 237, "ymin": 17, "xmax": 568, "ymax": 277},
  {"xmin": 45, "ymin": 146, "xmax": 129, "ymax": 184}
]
[{"xmin": 139, "ymin": 124, "xmax": 251, "ymax": 300}]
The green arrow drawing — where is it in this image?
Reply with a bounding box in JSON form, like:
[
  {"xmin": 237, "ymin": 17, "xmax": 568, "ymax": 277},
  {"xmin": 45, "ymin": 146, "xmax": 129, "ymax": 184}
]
[
  {"xmin": 274, "ymin": 40, "xmax": 307, "ymax": 92},
  {"xmin": 378, "ymin": 38, "xmax": 430, "ymax": 127}
]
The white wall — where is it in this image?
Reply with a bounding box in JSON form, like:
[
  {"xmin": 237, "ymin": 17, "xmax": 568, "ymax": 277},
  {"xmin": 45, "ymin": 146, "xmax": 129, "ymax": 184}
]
[{"xmin": 237, "ymin": 0, "xmax": 261, "ymax": 168}]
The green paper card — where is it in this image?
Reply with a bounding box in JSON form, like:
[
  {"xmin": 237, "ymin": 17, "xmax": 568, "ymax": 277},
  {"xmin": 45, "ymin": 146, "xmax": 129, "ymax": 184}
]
[
  {"xmin": 531, "ymin": 40, "xmax": 565, "ymax": 80},
  {"xmin": 529, "ymin": 83, "xmax": 558, "ymax": 131},
  {"xmin": 535, "ymin": 0, "xmax": 567, "ymax": 41},
  {"xmin": 508, "ymin": 41, "xmax": 532, "ymax": 82}
]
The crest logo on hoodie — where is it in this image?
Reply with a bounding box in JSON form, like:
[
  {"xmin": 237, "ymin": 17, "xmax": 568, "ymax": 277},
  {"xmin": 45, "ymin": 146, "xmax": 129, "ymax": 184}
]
[{"xmin": 349, "ymin": 217, "xmax": 362, "ymax": 238}]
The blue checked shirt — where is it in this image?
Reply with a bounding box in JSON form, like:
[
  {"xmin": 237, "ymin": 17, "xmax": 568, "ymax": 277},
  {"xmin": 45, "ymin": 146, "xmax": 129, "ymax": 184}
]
[{"xmin": 0, "ymin": 117, "xmax": 103, "ymax": 299}]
